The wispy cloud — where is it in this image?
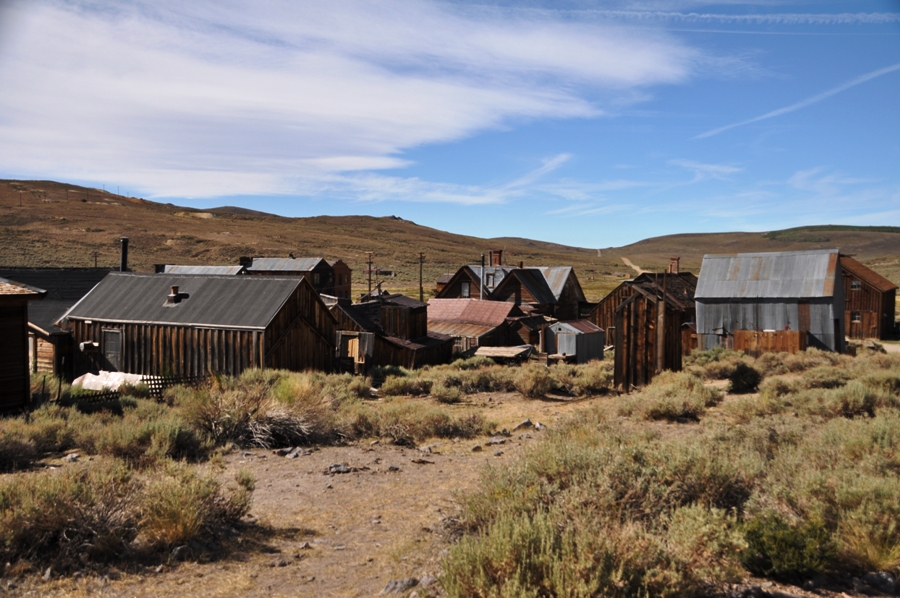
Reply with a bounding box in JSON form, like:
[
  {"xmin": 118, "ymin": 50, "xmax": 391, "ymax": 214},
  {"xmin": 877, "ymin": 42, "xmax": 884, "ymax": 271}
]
[
  {"xmin": 669, "ymin": 159, "xmax": 742, "ymax": 181},
  {"xmin": 695, "ymin": 62, "xmax": 900, "ymax": 139},
  {"xmin": 0, "ymin": 0, "xmax": 699, "ymax": 200},
  {"xmin": 594, "ymin": 11, "xmax": 900, "ymax": 26}
]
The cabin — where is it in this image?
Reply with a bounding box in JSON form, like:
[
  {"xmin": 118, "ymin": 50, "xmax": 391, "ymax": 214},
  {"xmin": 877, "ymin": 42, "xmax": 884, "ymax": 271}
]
[
  {"xmin": 332, "ymin": 294, "xmax": 453, "ymax": 372},
  {"xmin": 426, "ymin": 298, "xmax": 521, "ymax": 353},
  {"xmin": 242, "ymin": 257, "xmax": 352, "ymax": 300},
  {"xmin": 436, "ymin": 251, "xmax": 588, "ymax": 320},
  {"xmin": 0, "ymin": 268, "xmax": 112, "ymax": 381},
  {"xmin": 545, "ymin": 320, "xmax": 605, "ymax": 363},
  {"xmin": 0, "ymin": 278, "xmax": 45, "ymax": 412},
  {"xmin": 60, "ymin": 273, "xmax": 336, "ymax": 378},
  {"xmin": 695, "ymin": 249, "xmax": 844, "ymax": 354},
  {"xmin": 840, "ymin": 256, "xmax": 897, "ymax": 340}
]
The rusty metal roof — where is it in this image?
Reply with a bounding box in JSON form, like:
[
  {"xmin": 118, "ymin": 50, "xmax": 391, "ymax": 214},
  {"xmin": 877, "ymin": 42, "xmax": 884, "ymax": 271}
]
[
  {"xmin": 246, "ymin": 257, "xmax": 326, "ymax": 272},
  {"xmin": 550, "ymin": 320, "xmax": 603, "ymax": 334},
  {"xmin": 427, "ymin": 321, "xmax": 496, "ymax": 338},
  {"xmin": 841, "ymin": 256, "xmax": 898, "ymax": 292},
  {"xmin": 696, "ymin": 249, "xmax": 840, "ymax": 299},
  {"xmin": 0, "ymin": 277, "xmax": 45, "ymax": 297},
  {"xmin": 427, "ymin": 298, "xmax": 515, "ymax": 326},
  {"xmin": 161, "ymin": 265, "xmax": 245, "ymax": 275}
]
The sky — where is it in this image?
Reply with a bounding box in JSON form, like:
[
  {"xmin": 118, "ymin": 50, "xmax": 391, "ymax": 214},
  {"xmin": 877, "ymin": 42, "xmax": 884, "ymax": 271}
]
[{"xmin": 1, "ymin": 0, "xmax": 899, "ymax": 248}]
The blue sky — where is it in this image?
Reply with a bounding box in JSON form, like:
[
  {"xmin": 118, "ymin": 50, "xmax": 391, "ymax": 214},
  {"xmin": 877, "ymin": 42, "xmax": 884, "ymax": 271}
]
[{"xmin": 1, "ymin": 1, "xmax": 898, "ymax": 248}]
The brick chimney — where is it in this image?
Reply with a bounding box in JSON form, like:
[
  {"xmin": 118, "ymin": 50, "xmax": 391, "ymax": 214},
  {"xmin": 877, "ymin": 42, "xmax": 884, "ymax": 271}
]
[
  {"xmin": 166, "ymin": 285, "xmax": 181, "ymax": 305},
  {"xmin": 491, "ymin": 249, "xmax": 503, "ymax": 266},
  {"xmin": 668, "ymin": 257, "xmax": 680, "ymax": 274}
]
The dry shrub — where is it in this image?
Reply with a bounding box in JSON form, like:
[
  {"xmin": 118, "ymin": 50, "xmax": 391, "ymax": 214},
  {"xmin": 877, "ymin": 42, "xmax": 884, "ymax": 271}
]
[
  {"xmin": 380, "ymin": 375, "xmax": 432, "ymax": 396},
  {"xmin": 431, "ymin": 382, "xmax": 463, "ymax": 404},
  {"xmin": 740, "ymin": 512, "xmax": 835, "ymax": 581},
  {"xmin": 801, "ymin": 365, "xmax": 851, "ymax": 389},
  {"xmin": 729, "ymin": 362, "xmax": 762, "ymax": 394},
  {"xmin": 755, "ymin": 352, "xmax": 789, "ymax": 377},
  {"xmin": 0, "ymin": 433, "xmax": 37, "ymax": 473},
  {"xmin": 782, "ymin": 348, "xmax": 842, "ymax": 373},
  {"xmin": 139, "ymin": 462, "xmax": 252, "ymax": 549},
  {"xmin": 759, "ymin": 376, "xmax": 798, "ymax": 400},
  {"xmin": 625, "ymin": 371, "xmax": 721, "ymax": 421},
  {"xmin": 0, "ymin": 458, "xmax": 139, "ymax": 569},
  {"xmin": 513, "ymin": 364, "xmax": 553, "ymax": 398},
  {"xmin": 549, "ymin": 361, "xmax": 612, "ymax": 396}
]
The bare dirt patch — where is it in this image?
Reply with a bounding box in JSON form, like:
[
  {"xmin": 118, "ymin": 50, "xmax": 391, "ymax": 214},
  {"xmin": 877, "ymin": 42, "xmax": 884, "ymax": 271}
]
[{"xmin": 18, "ymin": 393, "xmax": 596, "ymax": 598}]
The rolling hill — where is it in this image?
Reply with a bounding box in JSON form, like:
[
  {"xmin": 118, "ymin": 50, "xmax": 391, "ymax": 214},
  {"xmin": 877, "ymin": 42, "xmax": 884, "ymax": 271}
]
[{"xmin": 2, "ymin": 179, "xmax": 898, "ymax": 302}]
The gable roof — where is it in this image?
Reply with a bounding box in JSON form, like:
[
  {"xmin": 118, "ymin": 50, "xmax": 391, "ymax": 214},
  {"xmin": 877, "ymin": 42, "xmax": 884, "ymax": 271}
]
[
  {"xmin": 0, "ymin": 268, "xmax": 108, "ymax": 333},
  {"xmin": 495, "ymin": 268, "xmax": 558, "ymax": 305},
  {"xmin": 63, "ymin": 273, "xmax": 310, "ymax": 329},
  {"xmin": 550, "ymin": 320, "xmax": 603, "ymax": 334},
  {"xmin": 840, "ymin": 256, "xmax": 898, "ymax": 292},
  {"xmin": 0, "ymin": 277, "xmax": 45, "ymax": 297},
  {"xmin": 696, "ymin": 249, "xmax": 840, "ymax": 300},
  {"xmin": 246, "ymin": 257, "xmax": 327, "ymax": 272}
]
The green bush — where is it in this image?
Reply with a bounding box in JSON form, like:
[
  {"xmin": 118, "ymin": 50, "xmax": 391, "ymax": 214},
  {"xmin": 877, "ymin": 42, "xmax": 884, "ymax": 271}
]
[
  {"xmin": 729, "ymin": 362, "xmax": 762, "ymax": 394},
  {"xmin": 740, "ymin": 513, "xmax": 835, "ymax": 581}
]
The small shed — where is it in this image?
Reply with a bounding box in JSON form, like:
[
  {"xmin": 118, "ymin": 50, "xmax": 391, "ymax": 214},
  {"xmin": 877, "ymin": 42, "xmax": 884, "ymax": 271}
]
[
  {"xmin": 60, "ymin": 273, "xmax": 336, "ymax": 377},
  {"xmin": 545, "ymin": 320, "xmax": 604, "ymax": 363},
  {"xmin": 695, "ymin": 249, "xmax": 844, "ymax": 353},
  {"xmin": 0, "ymin": 278, "xmax": 45, "ymax": 412},
  {"xmin": 840, "ymin": 256, "xmax": 897, "ymax": 340}
]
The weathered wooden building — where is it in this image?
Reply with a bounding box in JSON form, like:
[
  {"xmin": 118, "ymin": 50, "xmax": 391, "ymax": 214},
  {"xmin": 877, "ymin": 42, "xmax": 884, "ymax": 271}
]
[
  {"xmin": 155, "ymin": 265, "xmax": 246, "ymax": 275},
  {"xmin": 242, "ymin": 257, "xmax": 352, "ymax": 301},
  {"xmin": 0, "ymin": 278, "xmax": 45, "ymax": 412},
  {"xmin": 332, "ymin": 294, "xmax": 453, "ymax": 371},
  {"xmin": 614, "ymin": 277, "xmax": 695, "ymax": 391},
  {"xmin": 426, "ymin": 298, "xmax": 521, "ymax": 353},
  {"xmin": 436, "ymin": 252, "xmax": 588, "ymax": 320},
  {"xmin": 590, "ymin": 271, "xmax": 697, "ymax": 346},
  {"xmin": 60, "ymin": 273, "xmax": 336, "ymax": 377},
  {"xmin": 840, "ymin": 256, "xmax": 897, "ymax": 340},
  {"xmin": 695, "ymin": 249, "xmax": 844, "ymax": 353},
  {"xmin": 545, "ymin": 320, "xmax": 605, "ymax": 363},
  {"xmin": 0, "ymin": 267, "xmax": 111, "ymax": 380}
]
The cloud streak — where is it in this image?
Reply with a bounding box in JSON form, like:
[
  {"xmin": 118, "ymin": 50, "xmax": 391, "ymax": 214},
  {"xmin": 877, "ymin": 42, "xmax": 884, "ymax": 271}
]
[
  {"xmin": 695, "ymin": 62, "xmax": 900, "ymax": 139},
  {"xmin": 0, "ymin": 0, "xmax": 699, "ymax": 201}
]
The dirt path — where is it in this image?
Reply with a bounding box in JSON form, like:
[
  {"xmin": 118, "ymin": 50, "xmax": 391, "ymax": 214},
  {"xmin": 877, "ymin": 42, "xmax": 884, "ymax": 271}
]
[
  {"xmin": 620, "ymin": 257, "xmax": 649, "ymax": 275},
  {"xmin": 32, "ymin": 393, "xmax": 594, "ymax": 598}
]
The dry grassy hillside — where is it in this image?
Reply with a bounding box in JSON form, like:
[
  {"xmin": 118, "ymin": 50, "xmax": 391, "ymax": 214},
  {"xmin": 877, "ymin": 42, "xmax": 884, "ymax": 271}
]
[{"xmin": 2, "ymin": 179, "xmax": 899, "ymax": 302}]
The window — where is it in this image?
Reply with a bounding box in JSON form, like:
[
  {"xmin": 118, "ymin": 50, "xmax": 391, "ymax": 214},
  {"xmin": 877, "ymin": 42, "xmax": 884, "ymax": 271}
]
[
  {"xmin": 851, "ymin": 280, "xmax": 861, "ymax": 291},
  {"xmin": 461, "ymin": 281, "xmax": 470, "ymax": 298},
  {"xmin": 851, "ymin": 311, "xmax": 861, "ymax": 323},
  {"xmin": 313, "ymin": 273, "xmax": 321, "ymax": 285},
  {"xmin": 485, "ymin": 273, "xmax": 494, "ymax": 287},
  {"xmin": 103, "ymin": 329, "xmax": 122, "ymax": 371}
]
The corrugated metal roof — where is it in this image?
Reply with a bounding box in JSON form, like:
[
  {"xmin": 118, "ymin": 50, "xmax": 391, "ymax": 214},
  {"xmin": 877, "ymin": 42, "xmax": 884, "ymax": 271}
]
[
  {"xmin": 841, "ymin": 257, "xmax": 898, "ymax": 292},
  {"xmin": 502, "ymin": 269, "xmax": 558, "ymax": 305},
  {"xmin": 427, "ymin": 298, "xmax": 515, "ymax": 326},
  {"xmin": 0, "ymin": 268, "xmax": 111, "ymax": 333},
  {"xmin": 162, "ymin": 265, "xmax": 245, "ymax": 275},
  {"xmin": 0, "ymin": 277, "xmax": 45, "ymax": 296},
  {"xmin": 63, "ymin": 273, "xmax": 305, "ymax": 329},
  {"xmin": 551, "ymin": 320, "xmax": 603, "ymax": 334},
  {"xmin": 696, "ymin": 250, "xmax": 840, "ymax": 299},
  {"xmin": 534, "ymin": 267, "xmax": 573, "ymax": 299},
  {"xmin": 246, "ymin": 257, "xmax": 326, "ymax": 272}
]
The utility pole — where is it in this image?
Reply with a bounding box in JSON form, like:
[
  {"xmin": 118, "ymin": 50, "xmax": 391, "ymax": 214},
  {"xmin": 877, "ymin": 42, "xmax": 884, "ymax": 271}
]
[
  {"xmin": 91, "ymin": 251, "xmax": 100, "ymax": 268},
  {"xmin": 366, "ymin": 251, "xmax": 374, "ymax": 297},
  {"xmin": 418, "ymin": 252, "xmax": 425, "ymax": 302}
]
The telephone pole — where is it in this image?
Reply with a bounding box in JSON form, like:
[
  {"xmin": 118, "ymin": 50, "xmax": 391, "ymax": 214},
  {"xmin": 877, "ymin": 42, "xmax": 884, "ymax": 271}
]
[
  {"xmin": 418, "ymin": 252, "xmax": 425, "ymax": 302},
  {"xmin": 366, "ymin": 251, "xmax": 374, "ymax": 297}
]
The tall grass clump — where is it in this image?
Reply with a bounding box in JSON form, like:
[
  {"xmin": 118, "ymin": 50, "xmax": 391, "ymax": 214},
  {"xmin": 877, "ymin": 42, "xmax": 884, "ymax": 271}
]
[{"xmin": 619, "ymin": 371, "xmax": 721, "ymax": 421}]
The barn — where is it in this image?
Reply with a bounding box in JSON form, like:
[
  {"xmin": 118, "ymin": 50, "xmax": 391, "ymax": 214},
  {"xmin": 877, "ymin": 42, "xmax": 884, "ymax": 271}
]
[
  {"xmin": 60, "ymin": 273, "xmax": 336, "ymax": 378},
  {"xmin": 840, "ymin": 256, "xmax": 897, "ymax": 340},
  {"xmin": 0, "ymin": 278, "xmax": 45, "ymax": 412},
  {"xmin": 695, "ymin": 249, "xmax": 844, "ymax": 353}
]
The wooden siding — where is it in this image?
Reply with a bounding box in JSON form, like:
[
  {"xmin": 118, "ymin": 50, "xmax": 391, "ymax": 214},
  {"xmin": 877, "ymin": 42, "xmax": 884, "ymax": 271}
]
[
  {"xmin": 614, "ymin": 292, "xmax": 687, "ymax": 392},
  {"xmin": 0, "ymin": 301, "xmax": 30, "ymax": 412},
  {"xmin": 733, "ymin": 329, "xmax": 807, "ymax": 356},
  {"xmin": 68, "ymin": 283, "xmax": 335, "ymax": 377},
  {"xmin": 843, "ymin": 271, "xmax": 896, "ymax": 340},
  {"xmin": 381, "ymin": 305, "xmax": 426, "ymax": 340},
  {"xmin": 589, "ymin": 282, "xmax": 634, "ymax": 341}
]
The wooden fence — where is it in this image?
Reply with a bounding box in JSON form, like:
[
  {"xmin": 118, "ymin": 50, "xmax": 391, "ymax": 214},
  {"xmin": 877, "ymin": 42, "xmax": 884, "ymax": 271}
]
[{"xmin": 733, "ymin": 330, "xmax": 807, "ymax": 356}]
